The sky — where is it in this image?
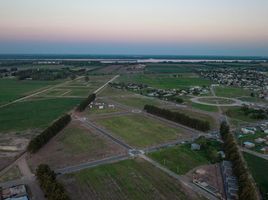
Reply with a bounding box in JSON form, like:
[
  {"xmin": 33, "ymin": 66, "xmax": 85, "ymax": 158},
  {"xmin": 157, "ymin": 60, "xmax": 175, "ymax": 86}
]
[{"xmin": 0, "ymin": 0, "xmax": 268, "ymax": 56}]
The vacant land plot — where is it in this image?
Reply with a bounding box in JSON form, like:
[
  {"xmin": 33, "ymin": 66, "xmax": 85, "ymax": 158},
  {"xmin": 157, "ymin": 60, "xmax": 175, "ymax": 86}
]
[
  {"xmin": 0, "ymin": 79, "xmax": 60, "ymax": 106},
  {"xmin": 29, "ymin": 121, "xmax": 125, "ymax": 169},
  {"xmin": 148, "ymin": 143, "xmax": 219, "ymax": 175},
  {"xmin": 60, "ymin": 158, "xmax": 203, "ymax": 200},
  {"xmin": 112, "ymin": 95, "xmax": 164, "ymax": 109},
  {"xmin": 191, "ymin": 102, "xmax": 219, "ymax": 112},
  {"xmin": 243, "ymin": 153, "xmax": 268, "ymax": 200},
  {"xmin": 215, "ymin": 86, "xmax": 250, "ymax": 98},
  {"xmin": 0, "ymin": 165, "xmax": 21, "ymax": 182},
  {"xmin": 0, "ymin": 98, "xmax": 81, "ymax": 133},
  {"xmin": 95, "ymin": 114, "xmax": 188, "ymax": 148},
  {"xmin": 225, "ymin": 107, "xmax": 260, "ymax": 123},
  {"xmin": 118, "ymin": 74, "xmax": 211, "ymax": 89}
]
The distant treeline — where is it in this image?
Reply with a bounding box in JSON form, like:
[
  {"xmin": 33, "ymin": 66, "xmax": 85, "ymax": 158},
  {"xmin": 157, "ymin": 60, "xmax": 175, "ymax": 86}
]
[
  {"xmin": 144, "ymin": 105, "xmax": 210, "ymax": 131},
  {"xmin": 220, "ymin": 122, "xmax": 259, "ymax": 200},
  {"xmin": 27, "ymin": 114, "xmax": 71, "ymax": 153},
  {"xmin": 36, "ymin": 164, "xmax": 70, "ymax": 200},
  {"xmin": 76, "ymin": 93, "xmax": 96, "ymax": 112}
]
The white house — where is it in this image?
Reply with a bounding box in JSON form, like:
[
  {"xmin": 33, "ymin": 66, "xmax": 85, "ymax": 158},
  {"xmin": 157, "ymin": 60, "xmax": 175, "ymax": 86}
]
[
  {"xmin": 241, "ymin": 128, "xmax": 255, "ymax": 135},
  {"xmin": 243, "ymin": 142, "xmax": 255, "ymax": 148}
]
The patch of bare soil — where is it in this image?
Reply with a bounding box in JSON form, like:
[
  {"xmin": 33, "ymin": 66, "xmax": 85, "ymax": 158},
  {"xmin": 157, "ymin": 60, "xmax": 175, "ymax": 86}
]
[{"xmin": 28, "ymin": 121, "xmax": 126, "ymax": 171}]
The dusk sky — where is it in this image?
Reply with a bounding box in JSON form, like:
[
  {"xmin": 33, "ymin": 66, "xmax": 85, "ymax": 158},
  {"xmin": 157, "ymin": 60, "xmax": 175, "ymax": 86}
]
[{"xmin": 0, "ymin": 0, "xmax": 268, "ymax": 56}]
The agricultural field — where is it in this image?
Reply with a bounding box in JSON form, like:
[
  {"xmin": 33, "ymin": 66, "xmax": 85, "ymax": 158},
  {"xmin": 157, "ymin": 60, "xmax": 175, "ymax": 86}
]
[
  {"xmin": 215, "ymin": 86, "xmax": 250, "ymax": 98},
  {"xmin": 243, "ymin": 153, "xmax": 268, "ymax": 200},
  {"xmin": 0, "ymin": 78, "xmax": 61, "ymax": 106},
  {"xmin": 60, "ymin": 158, "xmax": 204, "ymax": 200},
  {"xmin": 118, "ymin": 74, "xmax": 212, "ymax": 90},
  {"xmin": 28, "ymin": 121, "xmax": 125, "ymax": 169},
  {"xmin": 95, "ymin": 114, "xmax": 189, "ymax": 148},
  {"xmin": 148, "ymin": 141, "xmax": 221, "ymax": 175},
  {"xmin": 0, "ymin": 98, "xmax": 81, "ymax": 133}
]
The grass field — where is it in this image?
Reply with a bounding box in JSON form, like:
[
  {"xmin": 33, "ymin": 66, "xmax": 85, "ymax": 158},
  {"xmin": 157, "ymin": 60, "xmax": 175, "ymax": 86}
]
[
  {"xmin": 191, "ymin": 102, "xmax": 219, "ymax": 112},
  {"xmin": 0, "ymin": 98, "xmax": 81, "ymax": 133},
  {"xmin": 95, "ymin": 114, "xmax": 188, "ymax": 148},
  {"xmin": 60, "ymin": 158, "xmax": 202, "ymax": 200},
  {"xmin": 112, "ymin": 96, "xmax": 163, "ymax": 109},
  {"xmin": 118, "ymin": 74, "xmax": 211, "ymax": 90},
  {"xmin": 145, "ymin": 63, "xmax": 203, "ymax": 73},
  {"xmin": 225, "ymin": 107, "xmax": 259, "ymax": 123},
  {"xmin": 0, "ymin": 165, "xmax": 21, "ymax": 182},
  {"xmin": 215, "ymin": 86, "xmax": 250, "ymax": 98},
  {"xmin": 0, "ymin": 79, "xmax": 61, "ymax": 105},
  {"xmin": 148, "ymin": 144, "xmax": 211, "ymax": 174},
  {"xmin": 243, "ymin": 153, "xmax": 268, "ymax": 200}
]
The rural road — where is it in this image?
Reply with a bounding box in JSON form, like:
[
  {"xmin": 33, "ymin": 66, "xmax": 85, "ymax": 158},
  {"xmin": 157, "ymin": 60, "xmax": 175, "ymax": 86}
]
[{"xmin": 94, "ymin": 74, "xmax": 119, "ymax": 94}]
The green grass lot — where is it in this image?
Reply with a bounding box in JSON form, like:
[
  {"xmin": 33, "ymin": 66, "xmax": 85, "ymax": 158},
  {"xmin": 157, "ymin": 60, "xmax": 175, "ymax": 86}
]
[
  {"xmin": 0, "ymin": 79, "xmax": 61, "ymax": 105},
  {"xmin": 99, "ymin": 86, "xmax": 133, "ymax": 97},
  {"xmin": 145, "ymin": 63, "xmax": 204, "ymax": 73},
  {"xmin": 191, "ymin": 102, "xmax": 219, "ymax": 112},
  {"xmin": 148, "ymin": 142, "xmax": 221, "ymax": 175},
  {"xmin": 96, "ymin": 114, "xmax": 187, "ymax": 148},
  {"xmin": 61, "ymin": 158, "xmax": 202, "ymax": 200},
  {"xmin": 199, "ymin": 97, "xmax": 235, "ymax": 104},
  {"xmin": 215, "ymin": 86, "xmax": 250, "ymax": 98},
  {"xmin": 0, "ymin": 98, "xmax": 81, "ymax": 133},
  {"xmin": 112, "ymin": 96, "xmax": 163, "ymax": 109},
  {"xmin": 243, "ymin": 153, "xmax": 268, "ymax": 200},
  {"xmin": 118, "ymin": 74, "xmax": 211, "ymax": 90},
  {"xmin": 58, "ymin": 124, "xmax": 107, "ymax": 154},
  {"xmin": 225, "ymin": 107, "xmax": 260, "ymax": 123}
]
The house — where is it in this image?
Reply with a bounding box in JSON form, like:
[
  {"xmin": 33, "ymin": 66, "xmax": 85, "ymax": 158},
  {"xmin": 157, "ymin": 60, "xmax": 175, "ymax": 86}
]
[
  {"xmin": 1, "ymin": 185, "xmax": 29, "ymax": 200},
  {"xmin": 243, "ymin": 142, "xmax": 255, "ymax": 148},
  {"xmin": 191, "ymin": 143, "xmax": 201, "ymax": 150},
  {"xmin": 260, "ymin": 147, "xmax": 268, "ymax": 154},
  {"xmin": 98, "ymin": 105, "xmax": 104, "ymax": 109},
  {"xmin": 108, "ymin": 104, "xmax": 115, "ymax": 109},
  {"xmin": 241, "ymin": 128, "xmax": 255, "ymax": 135},
  {"xmin": 264, "ymin": 129, "xmax": 268, "ymax": 134},
  {"xmin": 255, "ymin": 138, "xmax": 266, "ymax": 144}
]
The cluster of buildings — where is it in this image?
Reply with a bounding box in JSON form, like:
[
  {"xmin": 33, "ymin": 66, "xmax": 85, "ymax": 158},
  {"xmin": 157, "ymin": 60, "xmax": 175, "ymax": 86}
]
[
  {"xmin": 0, "ymin": 185, "xmax": 29, "ymax": 200},
  {"xmin": 200, "ymin": 69, "xmax": 268, "ymax": 100},
  {"xmin": 221, "ymin": 161, "xmax": 238, "ymax": 200},
  {"xmin": 239, "ymin": 124, "xmax": 268, "ymax": 153},
  {"xmin": 89, "ymin": 101, "xmax": 115, "ymax": 110},
  {"xmin": 110, "ymin": 82, "xmax": 209, "ymax": 99}
]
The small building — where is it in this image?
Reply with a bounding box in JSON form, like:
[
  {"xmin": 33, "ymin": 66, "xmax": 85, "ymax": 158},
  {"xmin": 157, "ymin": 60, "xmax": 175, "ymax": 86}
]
[
  {"xmin": 191, "ymin": 143, "xmax": 201, "ymax": 151},
  {"xmin": 241, "ymin": 128, "xmax": 255, "ymax": 135},
  {"xmin": 264, "ymin": 129, "xmax": 268, "ymax": 134},
  {"xmin": 98, "ymin": 105, "xmax": 104, "ymax": 109},
  {"xmin": 108, "ymin": 104, "xmax": 115, "ymax": 109},
  {"xmin": 1, "ymin": 185, "xmax": 29, "ymax": 200},
  {"xmin": 260, "ymin": 147, "xmax": 268, "ymax": 154},
  {"xmin": 255, "ymin": 138, "xmax": 266, "ymax": 144},
  {"xmin": 243, "ymin": 142, "xmax": 255, "ymax": 149}
]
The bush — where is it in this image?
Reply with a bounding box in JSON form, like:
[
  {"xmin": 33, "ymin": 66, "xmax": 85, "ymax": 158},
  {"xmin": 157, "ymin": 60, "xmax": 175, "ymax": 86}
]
[
  {"xmin": 27, "ymin": 114, "xmax": 71, "ymax": 153},
  {"xmin": 144, "ymin": 105, "xmax": 210, "ymax": 131}
]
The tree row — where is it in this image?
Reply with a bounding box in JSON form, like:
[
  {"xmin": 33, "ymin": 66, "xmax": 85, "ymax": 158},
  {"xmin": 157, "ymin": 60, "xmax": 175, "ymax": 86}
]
[
  {"xmin": 144, "ymin": 105, "xmax": 210, "ymax": 131},
  {"xmin": 76, "ymin": 93, "xmax": 96, "ymax": 112}
]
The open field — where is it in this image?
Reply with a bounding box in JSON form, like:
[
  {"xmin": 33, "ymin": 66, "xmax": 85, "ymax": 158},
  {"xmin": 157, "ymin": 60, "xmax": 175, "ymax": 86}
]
[
  {"xmin": 60, "ymin": 158, "xmax": 203, "ymax": 200},
  {"xmin": 145, "ymin": 63, "xmax": 204, "ymax": 73},
  {"xmin": 99, "ymin": 86, "xmax": 134, "ymax": 97},
  {"xmin": 0, "ymin": 98, "xmax": 81, "ymax": 133},
  {"xmin": 95, "ymin": 114, "xmax": 189, "ymax": 148},
  {"xmin": 215, "ymin": 86, "xmax": 250, "ymax": 98},
  {"xmin": 111, "ymin": 95, "xmax": 164, "ymax": 109},
  {"xmin": 0, "ymin": 79, "xmax": 61, "ymax": 106},
  {"xmin": 28, "ymin": 121, "xmax": 125, "ymax": 169},
  {"xmin": 190, "ymin": 102, "xmax": 219, "ymax": 112},
  {"xmin": 243, "ymin": 153, "xmax": 268, "ymax": 199},
  {"xmin": 148, "ymin": 142, "xmax": 221, "ymax": 175},
  {"xmin": 118, "ymin": 74, "xmax": 211, "ymax": 89},
  {"xmin": 224, "ymin": 107, "xmax": 260, "ymax": 123}
]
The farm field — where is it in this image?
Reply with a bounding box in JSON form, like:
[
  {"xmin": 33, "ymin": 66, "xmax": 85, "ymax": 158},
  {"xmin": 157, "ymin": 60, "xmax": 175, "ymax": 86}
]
[
  {"xmin": 243, "ymin": 153, "xmax": 268, "ymax": 200},
  {"xmin": 148, "ymin": 142, "xmax": 221, "ymax": 175},
  {"xmin": 60, "ymin": 158, "xmax": 203, "ymax": 200},
  {"xmin": 28, "ymin": 121, "xmax": 125, "ymax": 169},
  {"xmin": 95, "ymin": 114, "xmax": 189, "ymax": 148},
  {"xmin": 0, "ymin": 79, "xmax": 61, "ymax": 106},
  {"xmin": 0, "ymin": 98, "xmax": 81, "ymax": 133},
  {"xmin": 144, "ymin": 63, "xmax": 204, "ymax": 73},
  {"xmin": 215, "ymin": 86, "xmax": 250, "ymax": 98},
  {"xmin": 118, "ymin": 74, "xmax": 212, "ymax": 89}
]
